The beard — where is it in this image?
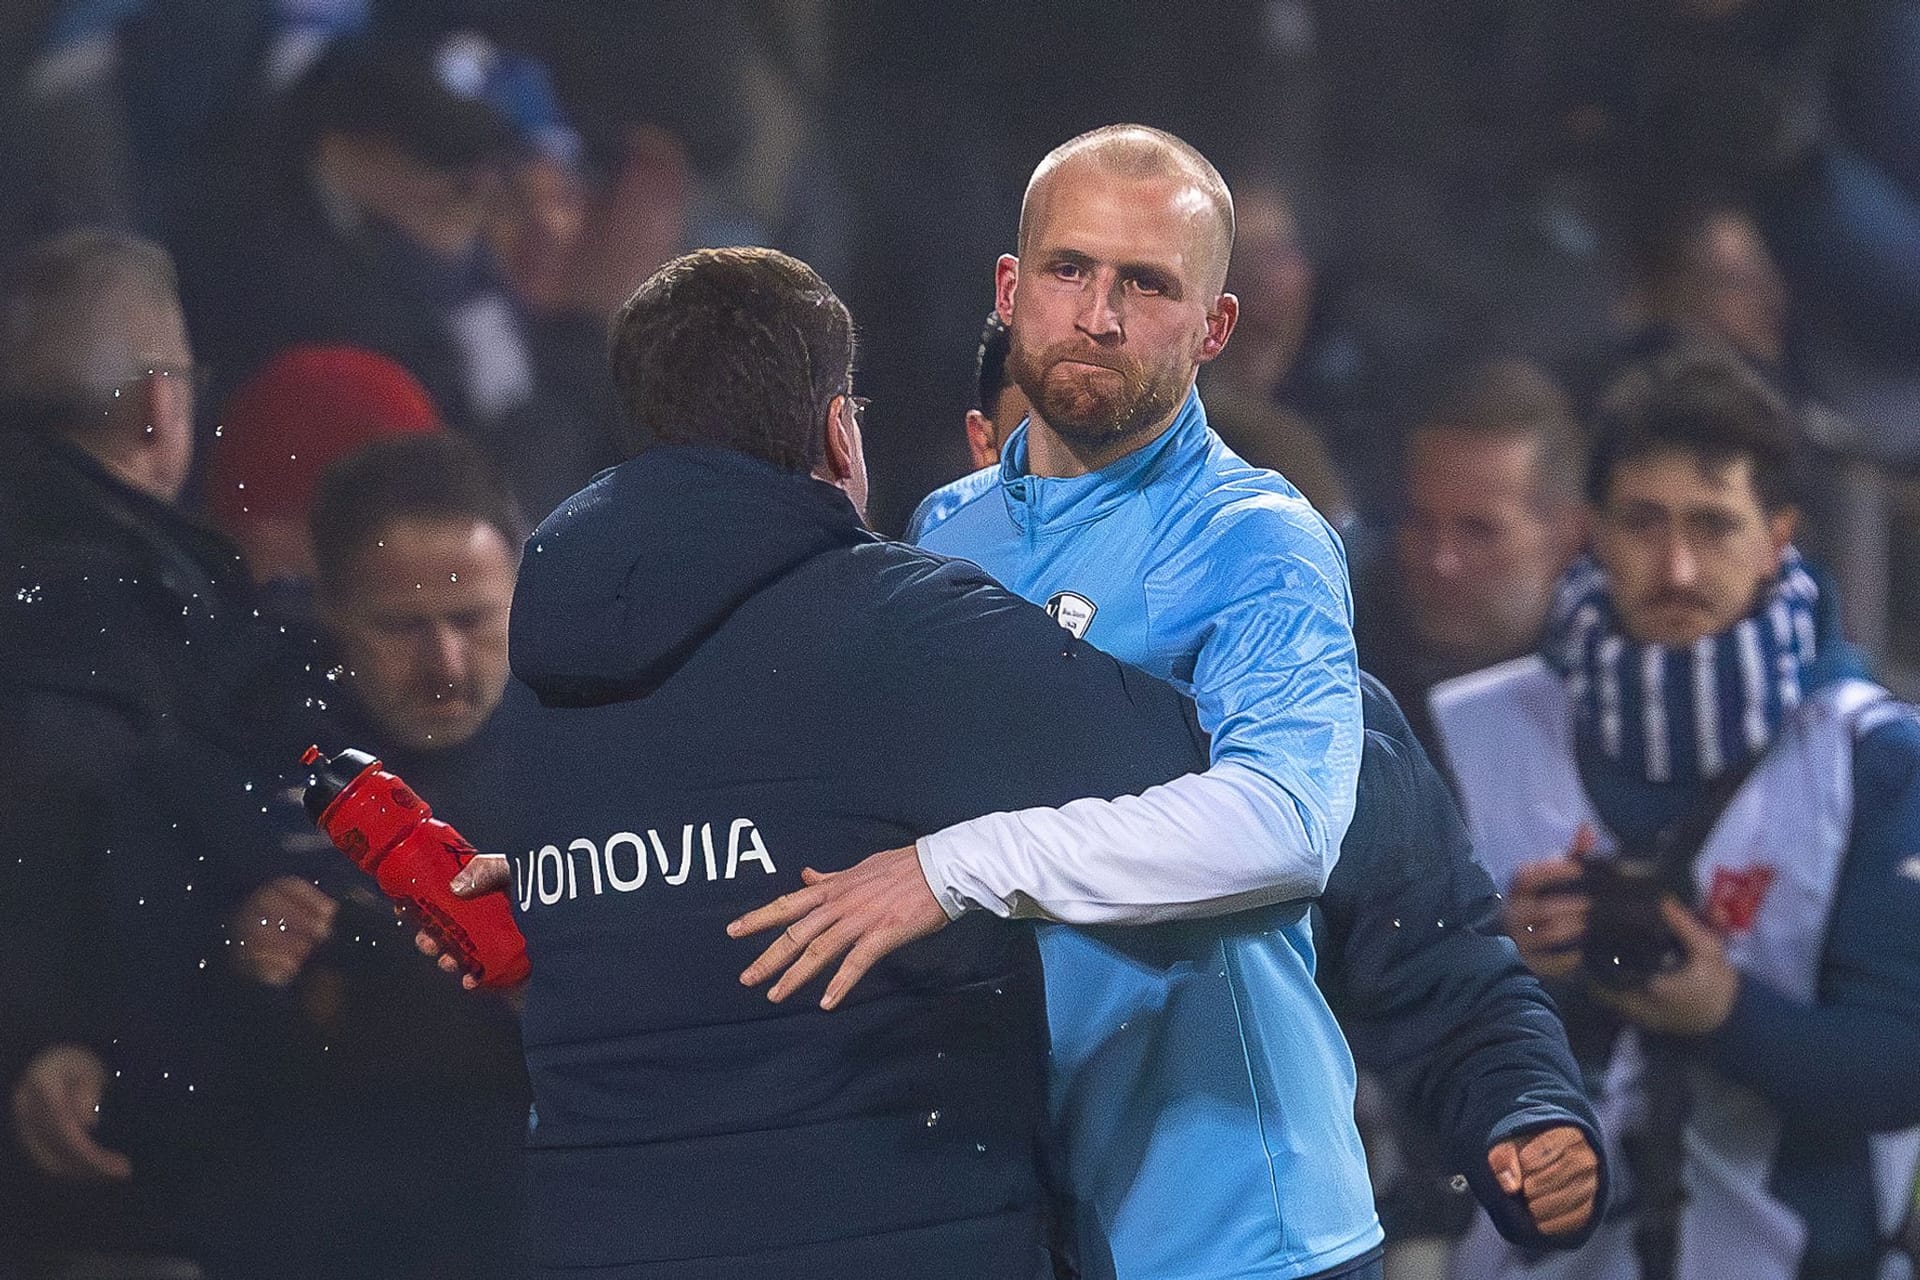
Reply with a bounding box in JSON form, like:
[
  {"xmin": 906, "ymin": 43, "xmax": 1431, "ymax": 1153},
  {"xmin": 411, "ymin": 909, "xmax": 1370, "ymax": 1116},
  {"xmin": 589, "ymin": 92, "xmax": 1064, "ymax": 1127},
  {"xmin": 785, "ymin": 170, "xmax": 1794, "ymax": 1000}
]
[{"xmin": 1007, "ymin": 336, "xmax": 1190, "ymax": 450}]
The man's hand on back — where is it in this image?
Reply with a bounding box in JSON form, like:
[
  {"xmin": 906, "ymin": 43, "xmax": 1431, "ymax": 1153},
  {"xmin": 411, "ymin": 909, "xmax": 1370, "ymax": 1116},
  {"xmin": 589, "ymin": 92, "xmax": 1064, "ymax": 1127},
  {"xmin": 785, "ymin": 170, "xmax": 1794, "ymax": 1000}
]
[{"xmin": 729, "ymin": 845, "xmax": 950, "ymax": 1009}]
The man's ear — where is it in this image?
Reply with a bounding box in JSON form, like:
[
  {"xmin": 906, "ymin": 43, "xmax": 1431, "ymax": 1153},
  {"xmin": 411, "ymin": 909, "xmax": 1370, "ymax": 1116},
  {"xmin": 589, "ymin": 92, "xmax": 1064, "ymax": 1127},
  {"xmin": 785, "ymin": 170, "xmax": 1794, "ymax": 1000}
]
[
  {"xmin": 1769, "ymin": 504, "xmax": 1800, "ymax": 558},
  {"xmin": 995, "ymin": 255, "xmax": 1019, "ymax": 327},
  {"xmin": 821, "ymin": 394, "xmax": 855, "ymax": 484},
  {"xmin": 965, "ymin": 410, "xmax": 999, "ymax": 471},
  {"xmin": 1197, "ymin": 292, "xmax": 1239, "ymax": 363}
]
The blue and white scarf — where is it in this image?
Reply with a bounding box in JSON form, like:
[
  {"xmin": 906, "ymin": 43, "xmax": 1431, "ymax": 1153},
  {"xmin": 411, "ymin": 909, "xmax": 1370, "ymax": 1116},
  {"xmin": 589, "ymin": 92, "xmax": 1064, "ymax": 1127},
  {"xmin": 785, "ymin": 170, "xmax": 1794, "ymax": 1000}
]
[{"xmin": 1540, "ymin": 549, "xmax": 1820, "ymax": 783}]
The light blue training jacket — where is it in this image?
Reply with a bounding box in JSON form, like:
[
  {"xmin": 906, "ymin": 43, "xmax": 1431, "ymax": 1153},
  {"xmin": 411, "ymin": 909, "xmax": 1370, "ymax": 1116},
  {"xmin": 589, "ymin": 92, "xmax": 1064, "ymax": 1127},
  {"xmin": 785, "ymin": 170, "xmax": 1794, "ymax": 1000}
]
[{"xmin": 909, "ymin": 388, "xmax": 1381, "ymax": 1279}]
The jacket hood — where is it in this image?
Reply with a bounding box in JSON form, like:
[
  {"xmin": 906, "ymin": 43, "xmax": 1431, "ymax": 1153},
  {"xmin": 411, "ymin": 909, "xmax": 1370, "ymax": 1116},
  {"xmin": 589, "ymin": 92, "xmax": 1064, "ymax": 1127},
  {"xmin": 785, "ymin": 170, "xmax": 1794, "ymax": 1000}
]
[{"xmin": 510, "ymin": 445, "xmax": 869, "ymax": 705}]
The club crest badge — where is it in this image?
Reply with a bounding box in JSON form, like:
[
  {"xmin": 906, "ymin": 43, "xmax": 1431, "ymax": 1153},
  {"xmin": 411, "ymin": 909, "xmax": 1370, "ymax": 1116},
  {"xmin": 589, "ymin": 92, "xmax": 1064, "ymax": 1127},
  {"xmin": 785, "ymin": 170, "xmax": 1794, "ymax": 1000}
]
[
  {"xmin": 1704, "ymin": 864, "xmax": 1776, "ymax": 935},
  {"xmin": 1045, "ymin": 590, "xmax": 1098, "ymax": 639}
]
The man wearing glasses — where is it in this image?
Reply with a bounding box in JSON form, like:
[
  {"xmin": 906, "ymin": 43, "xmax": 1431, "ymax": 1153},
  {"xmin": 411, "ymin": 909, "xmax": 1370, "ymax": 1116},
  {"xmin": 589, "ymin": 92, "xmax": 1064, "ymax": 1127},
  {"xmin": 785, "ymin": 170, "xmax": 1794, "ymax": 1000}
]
[{"xmin": 0, "ymin": 229, "xmax": 332, "ymax": 1275}]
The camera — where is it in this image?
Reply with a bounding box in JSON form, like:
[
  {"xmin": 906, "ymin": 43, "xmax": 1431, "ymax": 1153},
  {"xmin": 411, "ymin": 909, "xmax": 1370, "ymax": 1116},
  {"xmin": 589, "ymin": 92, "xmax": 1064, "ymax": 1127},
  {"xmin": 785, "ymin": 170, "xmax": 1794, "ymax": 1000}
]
[{"xmin": 1572, "ymin": 848, "xmax": 1682, "ymax": 990}]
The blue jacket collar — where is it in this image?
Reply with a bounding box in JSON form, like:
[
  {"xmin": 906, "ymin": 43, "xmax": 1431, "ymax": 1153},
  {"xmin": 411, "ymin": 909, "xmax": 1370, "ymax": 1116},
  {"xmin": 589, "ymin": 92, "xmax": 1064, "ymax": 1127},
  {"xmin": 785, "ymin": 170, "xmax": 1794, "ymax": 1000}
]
[{"xmin": 998, "ymin": 386, "xmax": 1208, "ymax": 533}]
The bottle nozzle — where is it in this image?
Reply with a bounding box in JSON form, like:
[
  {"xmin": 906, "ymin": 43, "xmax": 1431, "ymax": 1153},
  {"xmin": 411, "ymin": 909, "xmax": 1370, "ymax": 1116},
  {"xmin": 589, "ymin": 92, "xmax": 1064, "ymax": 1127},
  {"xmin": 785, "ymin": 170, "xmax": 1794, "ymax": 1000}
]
[{"xmin": 299, "ymin": 745, "xmax": 381, "ymax": 824}]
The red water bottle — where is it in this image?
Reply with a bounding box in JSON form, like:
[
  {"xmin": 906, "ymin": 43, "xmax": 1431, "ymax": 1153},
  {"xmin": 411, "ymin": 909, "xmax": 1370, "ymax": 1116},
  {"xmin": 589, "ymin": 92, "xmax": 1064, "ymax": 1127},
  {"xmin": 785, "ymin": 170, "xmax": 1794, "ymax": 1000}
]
[{"xmin": 300, "ymin": 745, "xmax": 530, "ymax": 988}]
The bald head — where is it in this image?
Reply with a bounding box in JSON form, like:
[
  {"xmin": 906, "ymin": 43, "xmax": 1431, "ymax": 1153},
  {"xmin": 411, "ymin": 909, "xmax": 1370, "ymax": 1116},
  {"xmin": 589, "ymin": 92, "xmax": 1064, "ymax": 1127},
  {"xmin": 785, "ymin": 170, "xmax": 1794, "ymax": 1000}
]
[{"xmin": 1018, "ymin": 125, "xmax": 1235, "ymax": 296}]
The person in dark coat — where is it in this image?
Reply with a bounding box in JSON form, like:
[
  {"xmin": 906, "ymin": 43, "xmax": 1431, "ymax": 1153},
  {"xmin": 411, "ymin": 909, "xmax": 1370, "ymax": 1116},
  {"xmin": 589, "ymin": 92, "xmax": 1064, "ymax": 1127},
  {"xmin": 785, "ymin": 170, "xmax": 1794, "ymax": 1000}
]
[{"xmin": 0, "ymin": 229, "xmax": 334, "ymax": 1275}]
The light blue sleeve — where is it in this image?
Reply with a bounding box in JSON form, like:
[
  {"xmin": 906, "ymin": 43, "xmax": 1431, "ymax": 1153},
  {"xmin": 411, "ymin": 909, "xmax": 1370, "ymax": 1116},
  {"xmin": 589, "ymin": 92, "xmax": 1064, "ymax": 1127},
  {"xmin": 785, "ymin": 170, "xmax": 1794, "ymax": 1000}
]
[{"xmin": 1163, "ymin": 495, "xmax": 1362, "ymax": 879}]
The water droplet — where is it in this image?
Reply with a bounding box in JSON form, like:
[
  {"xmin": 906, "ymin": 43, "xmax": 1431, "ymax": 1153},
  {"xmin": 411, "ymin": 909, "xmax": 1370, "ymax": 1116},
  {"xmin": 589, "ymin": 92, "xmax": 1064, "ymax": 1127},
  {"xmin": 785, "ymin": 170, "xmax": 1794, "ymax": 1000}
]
[
  {"xmin": 975, "ymin": 1143, "xmax": 987, "ymax": 1154},
  {"xmin": 449, "ymin": 573, "xmax": 458, "ymax": 582},
  {"xmin": 14, "ymin": 585, "xmax": 42, "ymax": 604},
  {"xmin": 924, "ymin": 1110, "xmax": 941, "ymax": 1128},
  {"xmin": 1391, "ymin": 918, "xmax": 1402, "ymax": 928},
  {"xmin": 243, "ymin": 782, "xmax": 253, "ymax": 792},
  {"xmin": 1450, "ymin": 1174, "xmax": 1470, "ymax": 1193},
  {"xmin": 198, "ymin": 959, "xmax": 207, "ymax": 969},
  {"xmin": 213, "ymin": 423, "xmax": 223, "ymax": 437},
  {"xmin": 1436, "ymin": 919, "xmax": 1445, "ymax": 929}
]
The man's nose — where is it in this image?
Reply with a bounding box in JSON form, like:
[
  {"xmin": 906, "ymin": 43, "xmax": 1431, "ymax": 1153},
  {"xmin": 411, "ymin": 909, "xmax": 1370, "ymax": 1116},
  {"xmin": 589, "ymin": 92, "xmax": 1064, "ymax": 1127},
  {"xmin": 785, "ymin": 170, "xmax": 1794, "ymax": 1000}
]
[
  {"xmin": 1422, "ymin": 533, "xmax": 1466, "ymax": 582},
  {"xmin": 426, "ymin": 626, "xmax": 470, "ymax": 686},
  {"xmin": 1075, "ymin": 271, "xmax": 1124, "ymax": 343},
  {"xmin": 1663, "ymin": 535, "xmax": 1700, "ymax": 587}
]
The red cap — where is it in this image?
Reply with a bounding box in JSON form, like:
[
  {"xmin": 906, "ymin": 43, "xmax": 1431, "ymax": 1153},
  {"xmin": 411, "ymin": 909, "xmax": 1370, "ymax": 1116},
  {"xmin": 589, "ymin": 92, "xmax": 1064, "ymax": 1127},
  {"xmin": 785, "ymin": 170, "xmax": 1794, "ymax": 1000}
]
[{"xmin": 202, "ymin": 344, "xmax": 443, "ymax": 537}]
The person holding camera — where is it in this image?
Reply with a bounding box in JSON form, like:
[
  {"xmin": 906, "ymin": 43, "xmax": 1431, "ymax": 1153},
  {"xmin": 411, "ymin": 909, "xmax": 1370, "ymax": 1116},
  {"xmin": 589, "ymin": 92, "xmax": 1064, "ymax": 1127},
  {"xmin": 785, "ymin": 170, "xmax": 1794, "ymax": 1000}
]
[{"xmin": 1429, "ymin": 345, "xmax": 1920, "ymax": 1280}]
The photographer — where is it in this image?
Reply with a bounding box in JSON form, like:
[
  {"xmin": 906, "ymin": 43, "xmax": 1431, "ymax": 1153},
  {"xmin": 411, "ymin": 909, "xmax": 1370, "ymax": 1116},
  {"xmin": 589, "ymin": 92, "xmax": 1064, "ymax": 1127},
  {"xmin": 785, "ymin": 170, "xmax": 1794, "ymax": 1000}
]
[{"xmin": 1429, "ymin": 346, "xmax": 1920, "ymax": 1280}]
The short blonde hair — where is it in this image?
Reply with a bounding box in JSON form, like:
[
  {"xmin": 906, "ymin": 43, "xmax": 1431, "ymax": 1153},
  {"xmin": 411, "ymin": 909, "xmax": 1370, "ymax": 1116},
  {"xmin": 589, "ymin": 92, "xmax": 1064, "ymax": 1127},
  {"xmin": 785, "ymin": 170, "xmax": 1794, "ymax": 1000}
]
[{"xmin": 1017, "ymin": 124, "xmax": 1235, "ymax": 295}]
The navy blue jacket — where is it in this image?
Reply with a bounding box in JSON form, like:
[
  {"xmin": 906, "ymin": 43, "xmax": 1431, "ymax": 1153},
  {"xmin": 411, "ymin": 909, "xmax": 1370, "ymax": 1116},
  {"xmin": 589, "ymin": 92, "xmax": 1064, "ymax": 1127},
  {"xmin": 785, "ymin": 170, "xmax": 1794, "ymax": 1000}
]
[
  {"xmin": 1323, "ymin": 676, "xmax": 1604, "ymax": 1251},
  {"xmin": 494, "ymin": 447, "xmax": 1207, "ymax": 1279}
]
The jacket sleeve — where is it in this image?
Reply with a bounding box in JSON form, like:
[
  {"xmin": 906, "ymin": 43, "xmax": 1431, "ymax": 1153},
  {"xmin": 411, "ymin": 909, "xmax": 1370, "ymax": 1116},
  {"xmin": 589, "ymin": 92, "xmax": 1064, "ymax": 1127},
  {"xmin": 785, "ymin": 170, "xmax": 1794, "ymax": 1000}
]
[
  {"xmin": 0, "ymin": 695, "xmax": 135, "ymax": 1088},
  {"xmin": 1320, "ymin": 695, "xmax": 1605, "ymax": 1250},
  {"xmin": 916, "ymin": 501, "xmax": 1361, "ymax": 923},
  {"xmin": 1707, "ymin": 710, "xmax": 1920, "ymax": 1131}
]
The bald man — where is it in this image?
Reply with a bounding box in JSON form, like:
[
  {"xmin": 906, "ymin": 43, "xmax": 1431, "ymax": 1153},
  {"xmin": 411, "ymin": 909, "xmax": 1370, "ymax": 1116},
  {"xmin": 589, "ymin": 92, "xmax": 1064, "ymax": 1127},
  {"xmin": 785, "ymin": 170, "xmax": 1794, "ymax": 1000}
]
[{"xmin": 735, "ymin": 126, "xmax": 1384, "ymax": 1279}]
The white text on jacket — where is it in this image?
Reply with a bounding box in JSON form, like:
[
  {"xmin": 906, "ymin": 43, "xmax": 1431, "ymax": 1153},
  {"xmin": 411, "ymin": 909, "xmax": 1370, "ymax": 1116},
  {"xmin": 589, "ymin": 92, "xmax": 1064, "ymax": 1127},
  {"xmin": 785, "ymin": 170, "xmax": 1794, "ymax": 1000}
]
[{"xmin": 516, "ymin": 820, "xmax": 776, "ymax": 910}]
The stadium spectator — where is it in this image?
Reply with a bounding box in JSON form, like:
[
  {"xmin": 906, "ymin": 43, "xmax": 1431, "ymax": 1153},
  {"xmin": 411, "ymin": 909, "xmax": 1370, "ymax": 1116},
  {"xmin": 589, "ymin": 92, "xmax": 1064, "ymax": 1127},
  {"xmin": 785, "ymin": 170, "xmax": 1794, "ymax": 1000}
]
[
  {"xmin": 964, "ymin": 312, "xmax": 1025, "ymax": 471},
  {"xmin": 0, "ymin": 228, "xmax": 334, "ymax": 1277},
  {"xmin": 1356, "ymin": 358, "xmax": 1589, "ymax": 754},
  {"xmin": 176, "ymin": 32, "xmax": 628, "ymax": 523},
  {"xmin": 201, "ymin": 343, "xmax": 443, "ymax": 589},
  {"xmin": 212, "ymin": 430, "xmax": 535, "ymax": 1280},
  {"xmin": 1198, "ymin": 180, "xmax": 1351, "ymax": 525},
  {"xmin": 1432, "ymin": 346, "xmax": 1920, "ymax": 1280}
]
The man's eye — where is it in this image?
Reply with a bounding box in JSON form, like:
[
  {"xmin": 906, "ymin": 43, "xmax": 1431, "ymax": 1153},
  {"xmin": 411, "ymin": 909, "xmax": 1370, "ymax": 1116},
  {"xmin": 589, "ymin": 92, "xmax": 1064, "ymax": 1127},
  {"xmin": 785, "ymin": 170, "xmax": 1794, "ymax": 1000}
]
[
  {"xmin": 1693, "ymin": 515, "xmax": 1739, "ymax": 540},
  {"xmin": 1128, "ymin": 276, "xmax": 1165, "ymax": 296},
  {"xmin": 1052, "ymin": 262, "xmax": 1083, "ymax": 281},
  {"xmin": 1616, "ymin": 511, "xmax": 1663, "ymax": 534}
]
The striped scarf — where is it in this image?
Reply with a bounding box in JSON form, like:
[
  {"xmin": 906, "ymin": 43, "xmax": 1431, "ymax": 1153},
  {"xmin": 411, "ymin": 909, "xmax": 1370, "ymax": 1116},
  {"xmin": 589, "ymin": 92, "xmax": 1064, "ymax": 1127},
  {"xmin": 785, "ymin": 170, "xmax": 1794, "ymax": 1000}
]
[{"xmin": 1540, "ymin": 549, "xmax": 1819, "ymax": 783}]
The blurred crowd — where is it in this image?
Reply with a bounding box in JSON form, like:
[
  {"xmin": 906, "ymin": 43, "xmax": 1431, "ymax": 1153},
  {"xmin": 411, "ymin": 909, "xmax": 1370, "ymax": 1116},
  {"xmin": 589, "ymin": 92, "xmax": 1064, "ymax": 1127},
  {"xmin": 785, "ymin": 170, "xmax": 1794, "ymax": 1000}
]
[{"xmin": 1, "ymin": 1, "xmax": 1917, "ymax": 1278}]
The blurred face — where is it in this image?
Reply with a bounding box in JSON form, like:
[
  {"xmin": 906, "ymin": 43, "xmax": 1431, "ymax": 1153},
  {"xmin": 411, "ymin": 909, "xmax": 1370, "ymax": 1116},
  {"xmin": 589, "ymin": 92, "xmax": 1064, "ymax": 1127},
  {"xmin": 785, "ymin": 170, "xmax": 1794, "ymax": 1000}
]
[
  {"xmin": 487, "ymin": 155, "xmax": 587, "ymax": 312},
  {"xmin": 1224, "ymin": 189, "xmax": 1314, "ymax": 376},
  {"xmin": 1595, "ymin": 451, "xmax": 1795, "ymax": 647},
  {"xmin": 1655, "ymin": 212, "xmax": 1788, "ymax": 366},
  {"xmin": 998, "ymin": 161, "xmax": 1235, "ymax": 471},
  {"xmin": 127, "ymin": 299, "xmax": 198, "ymax": 503},
  {"xmin": 1399, "ymin": 429, "xmax": 1581, "ymax": 663},
  {"xmin": 321, "ymin": 133, "xmax": 502, "ymax": 261},
  {"xmin": 323, "ymin": 517, "xmax": 517, "ymax": 751}
]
